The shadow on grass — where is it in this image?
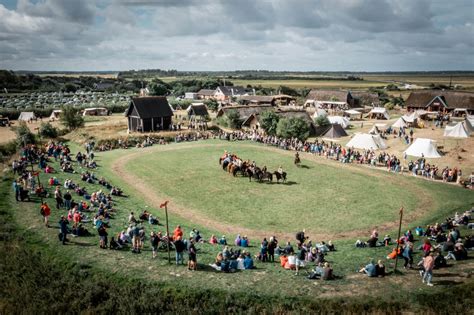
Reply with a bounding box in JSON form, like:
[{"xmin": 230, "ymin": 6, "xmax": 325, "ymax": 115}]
[{"xmin": 299, "ymin": 165, "xmax": 311, "ymax": 169}]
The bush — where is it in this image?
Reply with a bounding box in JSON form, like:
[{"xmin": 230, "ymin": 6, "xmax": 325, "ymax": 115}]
[
  {"xmin": 204, "ymin": 99, "xmax": 219, "ymax": 112},
  {"xmin": 15, "ymin": 122, "xmax": 36, "ymax": 147},
  {"xmin": 0, "ymin": 140, "xmax": 17, "ymax": 162},
  {"xmin": 60, "ymin": 106, "xmax": 84, "ymax": 131},
  {"xmin": 225, "ymin": 110, "xmax": 242, "ymax": 129},
  {"xmin": 276, "ymin": 117, "xmax": 310, "ymax": 140},
  {"xmin": 260, "ymin": 110, "xmax": 280, "ymax": 135},
  {"xmin": 314, "ymin": 115, "xmax": 330, "ymax": 127},
  {"xmin": 39, "ymin": 122, "xmax": 58, "ymax": 138}
]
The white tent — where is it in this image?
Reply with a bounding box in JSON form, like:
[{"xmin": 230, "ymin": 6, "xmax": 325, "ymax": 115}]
[
  {"xmin": 465, "ymin": 118, "xmax": 474, "ymax": 133},
  {"xmin": 344, "ymin": 109, "xmax": 361, "ymax": 115},
  {"xmin": 444, "ymin": 122, "xmax": 470, "ymax": 138},
  {"xmin": 404, "ymin": 138, "xmax": 441, "ymax": 158},
  {"xmin": 312, "ymin": 108, "xmax": 328, "ymax": 119},
  {"xmin": 345, "ymin": 133, "xmax": 387, "ymax": 150},
  {"xmin": 18, "ymin": 111, "xmax": 36, "ymax": 121},
  {"xmin": 327, "ymin": 116, "xmax": 350, "ymax": 129},
  {"xmin": 402, "ymin": 112, "xmax": 417, "ymax": 123},
  {"xmin": 368, "ymin": 107, "xmax": 390, "ymax": 120},
  {"xmin": 49, "ymin": 109, "xmax": 62, "ymax": 120},
  {"xmin": 467, "ymin": 115, "xmax": 474, "ymax": 127},
  {"xmin": 392, "ymin": 117, "xmax": 407, "ymax": 129},
  {"xmin": 368, "ymin": 123, "xmax": 387, "ymax": 135}
]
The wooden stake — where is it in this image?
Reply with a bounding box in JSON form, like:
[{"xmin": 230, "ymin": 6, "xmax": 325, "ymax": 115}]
[
  {"xmin": 394, "ymin": 207, "xmax": 404, "ymax": 273},
  {"xmin": 160, "ymin": 200, "xmax": 171, "ymax": 265}
]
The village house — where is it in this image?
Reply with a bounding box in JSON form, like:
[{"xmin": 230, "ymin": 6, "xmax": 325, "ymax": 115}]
[
  {"xmin": 305, "ymin": 89, "xmax": 380, "ymax": 109},
  {"xmin": 125, "ymin": 96, "xmax": 173, "ymax": 132},
  {"xmin": 405, "ymin": 90, "xmax": 474, "ymax": 114},
  {"xmin": 214, "ymin": 86, "xmax": 252, "ymax": 102},
  {"xmin": 238, "ymin": 94, "xmax": 296, "ymax": 106}
]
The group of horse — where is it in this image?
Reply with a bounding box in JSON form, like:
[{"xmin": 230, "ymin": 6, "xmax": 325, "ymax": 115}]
[{"xmin": 219, "ymin": 154, "xmax": 287, "ymax": 183}]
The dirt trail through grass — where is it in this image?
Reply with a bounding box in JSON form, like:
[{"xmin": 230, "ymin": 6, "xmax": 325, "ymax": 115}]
[{"xmin": 111, "ymin": 142, "xmax": 435, "ymax": 241}]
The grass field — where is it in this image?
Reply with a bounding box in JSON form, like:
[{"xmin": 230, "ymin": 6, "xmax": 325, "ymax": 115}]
[
  {"xmin": 1, "ymin": 139, "xmax": 473, "ymax": 312},
  {"xmin": 124, "ymin": 143, "xmax": 421, "ymax": 235}
]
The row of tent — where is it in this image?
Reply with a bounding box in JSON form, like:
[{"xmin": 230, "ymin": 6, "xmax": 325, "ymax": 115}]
[{"xmin": 345, "ymin": 134, "xmax": 442, "ymax": 158}]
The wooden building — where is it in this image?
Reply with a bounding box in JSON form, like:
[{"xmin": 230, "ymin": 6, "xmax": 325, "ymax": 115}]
[
  {"xmin": 406, "ymin": 91, "xmax": 474, "ymax": 114},
  {"xmin": 126, "ymin": 96, "xmax": 173, "ymax": 132}
]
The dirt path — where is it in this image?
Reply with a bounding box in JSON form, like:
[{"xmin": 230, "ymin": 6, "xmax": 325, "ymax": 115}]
[{"xmin": 111, "ymin": 142, "xmax": 436, "ymax": 241}]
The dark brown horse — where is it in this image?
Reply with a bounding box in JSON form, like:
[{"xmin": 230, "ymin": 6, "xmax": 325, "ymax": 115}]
[{"xmin": 273, "ymin": 171, "xmax": 287, "ymax": 183}]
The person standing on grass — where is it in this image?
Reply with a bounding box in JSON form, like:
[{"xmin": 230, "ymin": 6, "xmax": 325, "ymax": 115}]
[
  {"xmin": 268, "ymin": 237, "xmax": 277, "ymax": 263},
  {"xmin": 63, "ymin": 190, "xmax": 72, "ymax": 210},
  {"xmin": 422, "ymin": 251, "xmax": 435, "ymax": 286},
  {"xmin": 59, "ymin": 215, "xmax": 69, "ymax": 245},
  {"xmin": 54, "ymin": 186, "xmax": 63, "ymax": 210},
  {"xmin": 150, "ymin": 232, "xmax": 160, "ymax": 259},
  {"xmin": 13, "ymin": 179, "xmax": 20, "ymax": 202},
  {"xmin": 40, "ymin": 202, "xmax": 51, "ymax": 227},
  {"xmin": 403, "ymin": 241, "xmax": 414, "ymax": 269},
  {"xmin": 174, "ymin": 236, "xmax": 186, "ymax": 265},
  {"xmin": 188, "ymin": 237, "xmax": 197, "ymax": 271}
]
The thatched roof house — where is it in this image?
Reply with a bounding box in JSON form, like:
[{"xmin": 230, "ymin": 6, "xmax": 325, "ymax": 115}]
[
  {"xmin": 126, "ymin": 96, "xmax": 173, "ymax": 132},
  {"xmin": 406, "ymin": 91, "xmax": 474, "ymax": 113}
]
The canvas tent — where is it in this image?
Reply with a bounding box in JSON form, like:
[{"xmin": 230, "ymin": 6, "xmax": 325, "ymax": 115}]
[
  {"xmin": 83, "ymin": 107, "xmax": 108, "ymax": 116},
  {"xmin": 327, "ymin": 116, "xmax": 350, "ymax": 129},
  {"xmin": 392, "ymin": 117, "xmax": 407, "ymax": 129},
  {"xmin": 404, "ymin": 138, "xmax": 441, "ymax": 158},
  {"xmin": 465, "ymin": 118, "xmax": 474, "ymax": 133},
  {"xmin": 402, "ymin": 112, "xmax": 417, "ymax": 123},
  {"xmin": 368, "ymin": 123, "xmax": 387, "ymax": 135},
  {"xmin": 443, "ymin": 122, "xmax": 470, "ymax": 138},
  {"xmin": 345, "ymin": 133, "xmax": 387, "ymax": 150},
  {"xmin": 49, "ymin": 110, "xmax": 62, "ymax": 120},
  {"xmin": 322, "ymin": 124, "xmax": 348, "ymax": 138},
  {"xmin": 367, "ymin": 107, "xmax": 390, "ymax": 120},
  {"xmin": 312, "ymin": 108, "xmax": 328, "ymax": 119},
  {"xmin": 18, "ymin": 111, "xmax": 36, "ymax": 121}
]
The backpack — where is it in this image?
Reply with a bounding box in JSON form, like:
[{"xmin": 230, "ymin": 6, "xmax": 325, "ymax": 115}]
[{"xmin": 40, "ymin": 207, "xmax": 45, "ymax": 216}]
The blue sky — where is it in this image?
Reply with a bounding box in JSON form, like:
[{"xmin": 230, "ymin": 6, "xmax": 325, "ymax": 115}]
[{"xmin": 0, "ymin": 0, "xmax": 473, "ymax": 71}]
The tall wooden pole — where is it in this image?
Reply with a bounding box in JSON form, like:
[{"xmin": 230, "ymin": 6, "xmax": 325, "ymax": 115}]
[
  {"xmin": 394, "ymin": 207, "xmax": 404, "ymax": 272},
  {"xmin": 160, "ymin": 200, "xmax": 171, "ymax": 265}
]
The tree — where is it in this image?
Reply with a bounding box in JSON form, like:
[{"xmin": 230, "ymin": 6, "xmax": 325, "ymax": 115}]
[
  {"xmin": 204, "ymin": 99, "xmax": 219, "ymax": 112},
  {"xmin": 314, "ymin": 115, "xmax": 330, "ymax": 127},
  {"xmin": 149, "ymin": 83, "xmax": 169, "ymax": 96},
  {"xmin": 278, "ymin": 85, "xmax": 299, "ymax": 97},
  {"xmin": 60, "ymin": 106, "xmax": 84, "ymax": 131},
  {"xmin": 226, "ymin": 109, "xmax": 242, "ymax": 129},
  {"xmin": 39, "ymin": 122, "xmax": 58, "ymax": 138},
  {"xmin": 63, "ymin": 83, "xmax": 78, "ymax": 93},
  {"xmin": 15, "ymin": 122, "xmax": 35, "ymax": 147},
  {"xmin": 259, "ymin": 110, "xmax": 280, "ymax": 135},
  {"xmin": 276, "ymin": 117, "xmax": 310, "ymax": 140}
]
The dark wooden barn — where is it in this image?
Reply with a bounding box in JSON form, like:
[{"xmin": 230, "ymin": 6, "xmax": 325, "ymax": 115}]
[{"xmin": 126, "ymin": 97, "xmax": 173, "ymax": 132}]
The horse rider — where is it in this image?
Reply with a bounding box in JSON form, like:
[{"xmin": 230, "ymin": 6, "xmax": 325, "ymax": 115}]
[{"xmin": 277, "ymin": 165, "xmax": 284, "ymax": 175}]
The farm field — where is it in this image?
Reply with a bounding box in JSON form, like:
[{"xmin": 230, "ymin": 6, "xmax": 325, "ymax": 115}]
[{"xmin": 3, "ymin": 139, "xmax": 473, "ymax": 310}]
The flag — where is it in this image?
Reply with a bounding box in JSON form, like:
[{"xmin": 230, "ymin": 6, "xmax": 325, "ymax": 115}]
[{"xmin": 160, "ymin": 201, "xmax": 169, "ymax": 208}]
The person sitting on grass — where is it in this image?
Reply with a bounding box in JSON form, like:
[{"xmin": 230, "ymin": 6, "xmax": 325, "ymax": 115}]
[
  {"xmin": 327, "ymin": 240, "xmax": 335, "ymax": 251},
  {"xmin": 219, "ymin": 235, "xmax": 227, "ymax": 245},
  {"xmin": 307, "ymin": 262, "xmax": 324, "ymax": 279},
  {"xmin": 237, "ymin": 254, "xmax": 245, "ymax": 270},
  {"xmin": 383, "ymin": 235, "xmax": 391, "ymax": 246},
  {"xmin": 286, "ymin": 253, "xmax": 297, "ymax": 270},
  {"xmin": 240, "ymin": 236, "xmax": 249, "ymax": 247},
  {"xmin": 234, "ymin": 234, "xmax": 241, "ymax": 246},
  {"xmin": 321, "ymin": 262, "xmax": 334, "ymax": 280},
  {"xmin": 359, "ymin": 259, "xmax": 377, "ymax": 277},
  {"xmin": 375, "ymin": 260, "xmax": 386, "ymax": 277},
  {"xmin": 243, "ymin": 252, "xmax": 254, "ymax": 270},
  {"xmin": 109, "ymin": 236, "xmax": 123, "ymax": 250},
  {"xmin": 209, "ymin": 234, "xmax": 218, "ymax": 245}
]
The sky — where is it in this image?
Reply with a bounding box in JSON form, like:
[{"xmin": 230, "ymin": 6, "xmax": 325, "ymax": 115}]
[{"xmin": 0, "ymin": 0, "xmax": 473, "ymax": 71}]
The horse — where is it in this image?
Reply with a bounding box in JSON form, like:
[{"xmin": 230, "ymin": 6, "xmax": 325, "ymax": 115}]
[
  {"xmin": 259, "ymin": 171, "xmax": 273, "ymax": 182},
  {"xmin": 222, "ymin": 159, "xmax": 230, "ymax": 170},
  {"xmin": 247, "ymin": 166, "xmax": 262, "ymax": 182},
  {"xmin": 273, "ymin": 171, "xmax": 287, "ymax": 183},
  {"xmin": 294, "ymin": 154, "xmax": 301, "ymax": 167}
]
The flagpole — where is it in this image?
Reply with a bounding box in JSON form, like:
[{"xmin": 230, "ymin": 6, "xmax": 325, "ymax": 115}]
[
  {"xmin": 161, "ymin": 201, "xmax": 171, "ymax": 265},
  {"xmin": 394, "ymin": 207, "xmax": 404, "ymax": 273}
]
